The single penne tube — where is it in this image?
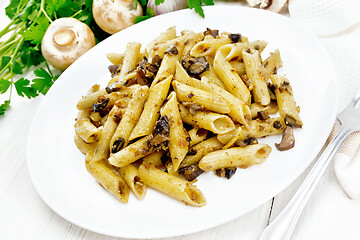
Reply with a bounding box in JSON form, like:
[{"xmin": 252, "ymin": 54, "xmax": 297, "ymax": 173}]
[
  {"xmin": 180, "ymin": 136, "xmax": 224, "ymax": 168},
  {"xmin": 172, "ymin": 81, "xmax": 230, "ymax": 114},
  {"xmin": 225, "ymin": 40, "xmax": 268, "ymax": 61},
  {"xmin": 74, "ymin": 134, "xmax": 97, "ymax": 155},
  {"xmin": 179, "ymin": 104, "xmax": 235, "ymax": 134},
  {"xmin": 85, "ymin": 153, "xmax": 129, "ymax": 203},
  {"xmin": 146, "ymin": 26, "xmax": 177, "ymax": 54},
  {"xmin": 108, "ymin": 135, "xmax": 154, "ymax": 168},
  {"xmin": 138, "ymin": 163, "xmax": 206, "ymax": 207},
  {"xmin": 142, "ymin": 151, "xmax": 165, "ymax": 168},
  {"xmin": 270, "ymin": 74, "xmax": 303, "ymax": 128},
  {"xmin": 250, "ymin": 102, "xmax": 278, "ymax": 119},
  {"xmin": 222, "ymin": 126, "xmax": 243, "ymax": 150},
  {"xmin": 160, "ymin": 92, "xmax": 189, "ymax": 171},
  {"xmin": 118, "ymin": 164, "xmax": 146, "ymax": 200},
  {"xmin": 92, "ymin": 105, "xmax": 122, "ymax": 162},
  {"xmin": 181, "ymin": 32, "xmax": 204, "ymax": 59},
  {"xmin": 229, "ymin": 60, "xmax": 246, "ymax": 76},
  {"xmin": 76, "ymin": 88, "xmax": 108, "ymax": 110},
  {"xmin": 129, "ymin": 75, "xmax": 172, "ymax": 140},
  {"xmin": 200, "ymin": 56, "xmax": 226, "ymax": 89},
  {"xmin": 118, "ymin": 42, "xmax": 141, "ymax": 81},
  {"xmin": 165, "ymin": 161, "xmax": 182, "ymax": 177},
  {"xmin": 187, "ymin": 128, "xmax": 208, "ymax": 147},
  {"xmin": 152, "ymin": 41, "xmax": 185, "ymax": 86},
  {"xmin": 148, "ymin": 35, "xmax": 187, "ymax": 60},
  {"xmin": 75, "ymin": 110, "xmax": 101, "ymax": 143},
  {"xmin": 243, "ymin": 49, "xmax": 270, "ymax": 106},
  {"xmin": 190, "ymin": 35, "xmax": 231, "ymax": 57},
  {"xmin": 201, "ymin": 76, "xmax": 251, "ymax": 126},
  {"xmin": 198, "ymin": 144, "xmax": 272, "ymax": 171},
  {"xmin": 110, "ymin": 86, "xmax": 149, "ymax": 153},
  {"xmin": 217, "ymin": 117, "xmax": 286, "ymax": 144},
  {"xmin": 214, "ymin": 45, "xmax": 251, "ymax": 104},
  {"xmin": 263, "ymin": 49, "xmax": 282, "ymax": 78},
  {"xmin": 106, "ymin": 53, "xmax": 125, "ymax": 65}
]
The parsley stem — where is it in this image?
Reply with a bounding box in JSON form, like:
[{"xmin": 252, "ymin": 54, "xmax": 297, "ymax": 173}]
[
  {"xmin": 0, "ymin": 19, "xmax": 17, "ymax": 38},
  {"xmin": 70, "ymin": 9, "xmax": 83, "ymax": 18},
  {"xmin": 0, "ymin": 38, "xmax": 20, "ymax": 54},
  {"xmin": 0, "ymin": 37, "xmax": 24, "ymax": 77},
  {"xmin": 40, "ymin": 0, "xmax": 52, "ymax": 23}
]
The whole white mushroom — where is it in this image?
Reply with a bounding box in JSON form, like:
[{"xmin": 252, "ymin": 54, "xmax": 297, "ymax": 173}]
[
  {"xmin": 41, "ymin": 18, "xmax": 96, "ymax": 71},
  {"xmin": 93, "ymin": 0, "xmax": 143, "ymax": 35}
]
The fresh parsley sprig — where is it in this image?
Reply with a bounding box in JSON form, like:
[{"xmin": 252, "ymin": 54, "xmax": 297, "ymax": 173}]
[{"xmin": 0, "ymin": 0, "xmax": 108, "ymax": 116}]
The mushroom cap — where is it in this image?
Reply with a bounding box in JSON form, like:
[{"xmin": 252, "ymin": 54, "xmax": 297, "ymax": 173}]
[
  {"xmin": 41, "ymin": 18, "xmax": 95, "ymax": 71},
  {"xmin": 260, "ymin": 0, "xmax": 288, "ymax": 13},
  {"xmin": 93, "ymin": 0, "xmax": 143, "ymax": 35}
]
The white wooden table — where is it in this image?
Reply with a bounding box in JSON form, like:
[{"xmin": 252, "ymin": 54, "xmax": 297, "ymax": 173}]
[{"xmin": 1, "ymin": 2, "xmax": 360, "ymax": 240}]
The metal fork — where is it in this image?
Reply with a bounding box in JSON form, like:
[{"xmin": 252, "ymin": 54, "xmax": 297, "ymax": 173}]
[{"xmin": 259, "ymin": 88, "xmax": 360, "ymax": 240}]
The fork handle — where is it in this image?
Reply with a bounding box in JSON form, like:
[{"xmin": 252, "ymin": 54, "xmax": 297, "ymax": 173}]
[{"xmin": 259, "ymin": 126, "xmax": 352, "ymax": 240}]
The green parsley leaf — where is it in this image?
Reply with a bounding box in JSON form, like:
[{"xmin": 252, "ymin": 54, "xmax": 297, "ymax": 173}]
[
  {"xmin": 155, "ymin": 0, "xmax": 165, "ymax": 5},
  {"xmin": 0, "ymin": 79, "xmax": 11, "ymax": 94},
  {"xmin": 187, "ymin": 0, "xmax": 214, "ymax": 18},
  {"xmin": 20, "ymin": 42, "xmax": 44, "ymax": 69},
  {"xmin": 0, "ymin": 100, "xmax": 10, "ymax": 116},
  {"xmin": 1, "ymin": 56, "xmax": 11, "ymax": 69},
  {"xmin": 138, "ymin": 0, "xmax": 147, "ymax": 6},
  {"xmin": 32, "ymin": 68, "xmax": 58, "ymax": 95},
  {"xmin": 134, "ymin": 7, "xmax": 155, "ymax": 24},
  {"xmin": 22, "ymin": 16, "xmax": 50, "ymax": 44},
  {"xmin": 14, "ymin": 78, "xmax": 38, "ymax": 99}
]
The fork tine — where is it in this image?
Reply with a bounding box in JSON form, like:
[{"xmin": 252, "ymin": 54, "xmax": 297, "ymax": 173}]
[{"xmin": 352, "ymin": 87, "xmax": 360, "ymax": 107}]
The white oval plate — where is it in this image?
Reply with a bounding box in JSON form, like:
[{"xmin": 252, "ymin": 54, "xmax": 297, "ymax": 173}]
[{"xmin": 27, "ymin": 5, "xmax": 338, "ymax": 239}]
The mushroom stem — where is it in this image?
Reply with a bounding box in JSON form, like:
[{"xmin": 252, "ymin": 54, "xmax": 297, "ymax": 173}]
[{"xmin": 53, "ymin": 28, "xmax": 76, "ymax": 46}]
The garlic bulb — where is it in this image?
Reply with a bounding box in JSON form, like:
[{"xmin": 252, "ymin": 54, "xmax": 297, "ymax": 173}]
[{"xmin": 147, "ymin": 0, "xmax": 187, "ymax": 15}]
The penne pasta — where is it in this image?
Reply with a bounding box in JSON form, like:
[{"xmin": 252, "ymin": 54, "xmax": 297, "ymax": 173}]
[
  {"xmin": 201, "ymin": 76, "xmax": 251, "ymax": 126},
  {"xmin": 187, "ymin": 128, "xmax": 208, "ymax": 147},
  {"xmin": 180, "ymin": 136, "xmax": 224, "ymax": 168},
  {"xmin": 92, "ymin": 105, "xmax": 122, "ymax": 162},
  {"xmin": 138, "ymin": 163, "xmax": 206, "ymax": 207},
  {"xmin": 130, "ymin": 75, "xmax": 172, "ymax": 140},
  {"xmin": 190, "ymin": 35, "xmax": 231, "ymax": 57},
  {"xmin": 214, "ymin": 45, "xmax": 251, "ymax": 104},
  {"xmin": 118, "ymin": 164, "xmax": 146, "ymax": 199},
  {"xmin": 199, "ymin": 144, "xmax": 272, "ymax": 171},
  {"xmin": 119, "ymin": 42, "xmax": 141, "ymax": 81},
  {"xmin": 74, "ymin": 134, "xmax": 97, "ymax": 155},
  {"xmin": 179, "ymin": 104, "xmax": 235, "ymax": 134},
  {"xmin": 108, "ymin": 135, "xmax": 154, "ymax": 167},
  {"xmin": 85, "ymin": 152, "xmax": 129, "ymax": 203},
  {"xmin": 225, "ymin": 40, "xmax": 268, "ymax": 61},
  {"xmin": 75, "ymin": 110, "xmax": 101, "ymax": 143},
  {"xmin": 243, "ymin": 49, "xmax": 270, "ymax": 106},
  {"xmin": 263, "ymin": 49, "xmax": 282, "ymax": 78},
  {"xmin": 160, "ymin": 92, "xmax": 189, "ymax": 171},
  {"xmin": 110, "ymin": 86, "xmax": 149, "ymax": 153},
  {"xmin": 172, "ymin": 80, "xmax": 230, "ymax": 114},
  {"xmin": 217, "ymin": 117, "xmax": 286, "ymax": 144},
  {"xmin": 270, "ymin": 74, "xmax": 303, "ymax": 128}
]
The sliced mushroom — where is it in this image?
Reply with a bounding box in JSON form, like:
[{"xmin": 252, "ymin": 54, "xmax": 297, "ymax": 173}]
[
  {"xmin": 228, "ymin": 34, "xmax": 242, "ymax": 43},
  {"xmin": 203, "ymin": 28, "xmax": 219, "ymax": 38},
  {"xmin": 181, "ymin": 56, "xmax": 209, "ymax": 76},
  {"xmin": 41, "ymin": 18, "xmax": 95, "ymax": 71},
  {"xmin": 260, "ymin": 0, "xmax": 288, "ymax": 13},
  {"xmin": 92, "ymin": 0, "xmax": 142, "ymax": 34},
  {"xmin": 275, "ymin": 126, "xmax": 295, "ymax": 151},
  {"xmin": 215, "ymin": 167, "xmax": 237, "ymax": 179},
  {"xmin": 179, "ymin": 164, "xmax": 204, "ymax": 181}
]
